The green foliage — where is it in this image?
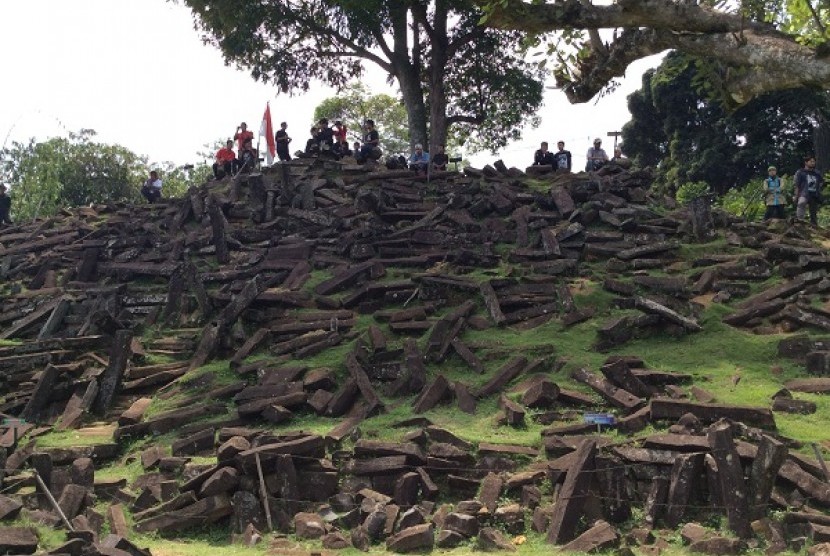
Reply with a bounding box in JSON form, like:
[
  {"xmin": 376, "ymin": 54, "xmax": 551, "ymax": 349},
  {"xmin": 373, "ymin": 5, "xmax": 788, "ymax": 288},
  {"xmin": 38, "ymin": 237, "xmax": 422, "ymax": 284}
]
[
  {"xmin": 441, "ymin": 23, "xmax": 545, "ymax": 153},
  {"xmin": 154, "ymin": 160, "xmax": 212, "ymax": 199},
  {"xmin": 717, "ymin": 179, "xmax": 776, "ymax": 221},
  {"xmin": 1, "ymin": 129, "xmax": 147, "ymax": 220},
  {"xmin": 313, "ymin": 82, "xmax": 410, "ymax": 155},
  {"xmin": 780, "ymin": 0, "xmax": 830, "ymax": 47},
  {"xmin": 675, "ymin": 181, "xmax": 710, "ymax": 204},
  {"xmin": 623, "ymin": 52, "xmax": 830, "ymax": 195},
  {"xmin": 0, "ymin": 131, "xmax": 219, "ymax": 221}
]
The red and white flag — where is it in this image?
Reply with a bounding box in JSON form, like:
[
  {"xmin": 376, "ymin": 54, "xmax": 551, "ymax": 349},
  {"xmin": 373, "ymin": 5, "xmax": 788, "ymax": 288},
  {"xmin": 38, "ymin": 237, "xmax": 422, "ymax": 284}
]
[{"xmin": 260, "ymin": 102, "xmax": 276, "ymax": 165}]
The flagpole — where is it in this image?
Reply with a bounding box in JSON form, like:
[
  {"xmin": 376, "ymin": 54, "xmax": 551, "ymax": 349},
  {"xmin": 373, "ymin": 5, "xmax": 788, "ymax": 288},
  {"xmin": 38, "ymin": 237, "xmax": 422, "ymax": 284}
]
[{"xmin": 256, "ymin": 135, "xmax": 261, "ymax": 171}]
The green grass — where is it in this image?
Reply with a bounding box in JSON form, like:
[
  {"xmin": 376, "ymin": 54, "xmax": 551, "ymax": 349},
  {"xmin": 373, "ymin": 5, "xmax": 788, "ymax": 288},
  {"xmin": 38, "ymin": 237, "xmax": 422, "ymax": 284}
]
[
  {"xmin": 21, "ymin": 213, "xmax": 828, "ymax": 556},
  {"xmin": 32, "ymin": 427, "xmax": 114, "ymax": 448}
]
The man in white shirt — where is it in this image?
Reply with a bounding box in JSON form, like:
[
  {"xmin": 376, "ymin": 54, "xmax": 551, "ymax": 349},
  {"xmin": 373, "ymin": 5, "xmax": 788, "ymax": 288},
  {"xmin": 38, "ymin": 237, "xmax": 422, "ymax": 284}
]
[
  {"xmin": 585, "ymin": 138, "xmax": 609, "ymax": 171},
  {"xmin": 141, "ymin": 170, "xmax": 162, "ymax": 203},
  {"xmin": 409, "ymin": 143, "xmax": 430, "ymax": 174}
]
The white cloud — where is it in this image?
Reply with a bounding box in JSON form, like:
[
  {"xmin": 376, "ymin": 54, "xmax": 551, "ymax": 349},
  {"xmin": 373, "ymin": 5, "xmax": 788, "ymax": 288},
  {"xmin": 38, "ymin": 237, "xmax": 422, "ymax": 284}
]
[{"xmin": 0, "ymin": 0, "xmax": 664, "ymax": 174}]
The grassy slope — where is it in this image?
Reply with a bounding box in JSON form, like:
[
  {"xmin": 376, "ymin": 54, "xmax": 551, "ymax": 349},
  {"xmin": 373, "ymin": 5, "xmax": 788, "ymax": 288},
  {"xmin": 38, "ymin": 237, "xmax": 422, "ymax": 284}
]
[{"xmin": 16, "ymin": 227, "xmax": 829, "ymax": 555}]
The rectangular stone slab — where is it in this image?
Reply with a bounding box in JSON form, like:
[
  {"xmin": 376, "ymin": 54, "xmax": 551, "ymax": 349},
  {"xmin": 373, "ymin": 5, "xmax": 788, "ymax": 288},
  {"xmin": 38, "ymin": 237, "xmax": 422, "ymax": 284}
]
[
  {"xmin": 650, "ymin": 399, "xmax": 776, "ymax": 429},
  {"xmin": 546, "ymin": 438, "xmax": 597, "ymax": 544},
  {"xmin": 571, "ymin": 367, "xmax": 643, "ymax": 413}
]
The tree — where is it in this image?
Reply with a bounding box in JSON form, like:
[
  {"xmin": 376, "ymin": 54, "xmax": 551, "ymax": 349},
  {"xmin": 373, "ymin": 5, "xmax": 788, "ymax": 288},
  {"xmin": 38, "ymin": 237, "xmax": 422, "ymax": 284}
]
[
  {"xmin": 313, "ymin": 83, "xmax": 410, "ymax": 155},
  {"xmin": 480, "ymin": 0, "xmax": 830, "ymax": 109},
  {"xmin": 0, "ymin": 130, "xmax": 217, "ymax": 222},
  {"xmin": 622, "ymin": 52, "xmax": 830, "ymax": 194},
  {"xmin": 182, "ymin": 0, "xmax": 545, "ymax": 153},
  {"xmin": 1, "ymin": 130, "xmax": 147, "ymax": 220}
]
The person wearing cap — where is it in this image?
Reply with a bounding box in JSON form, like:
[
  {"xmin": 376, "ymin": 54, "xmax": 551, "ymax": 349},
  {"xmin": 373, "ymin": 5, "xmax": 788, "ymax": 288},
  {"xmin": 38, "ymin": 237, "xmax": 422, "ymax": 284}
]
[
  {"xmin": 585, "ymin": 138, "xmax": 609, "ymax": 171},
  {"xmin": 763, "ymin": 166, "xmax": 786, "ymax": 220},
  {"xmin": 0, "ymin": 184, "xmax": 12, "ymax": 226},
  {"xmin": 141, "ymin": 170, "xmax": 163, "ymax": 203},
  {"xmin": 409, "ymin": 143, "xmax": 430, "ymax": 174},
  {"xmin": 233, "ymin": 122, "xmax": 254, "ymax": 157}
]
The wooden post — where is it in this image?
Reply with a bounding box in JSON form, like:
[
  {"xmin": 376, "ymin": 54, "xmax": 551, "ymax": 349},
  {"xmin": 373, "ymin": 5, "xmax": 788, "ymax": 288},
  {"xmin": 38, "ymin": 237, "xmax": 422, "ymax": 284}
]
[
  {"xmin": 812, "ymin": 443, "xmax": 830, "ymax": 481},
  {"xmin": 34, "ymin": 471, "xmax": 74, "ymax": 531},
  {"xmin": 254, "ymin": 452, "xmax": 273, "ymax": 532}
]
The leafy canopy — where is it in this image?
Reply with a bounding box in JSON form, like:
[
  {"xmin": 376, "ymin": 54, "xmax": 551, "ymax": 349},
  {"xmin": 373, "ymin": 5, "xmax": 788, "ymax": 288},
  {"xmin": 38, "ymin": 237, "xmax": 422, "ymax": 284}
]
[
  {"xmin": 313, "ymin": 83, "xmax": 410, "ymax": 156},
  {"xmin": 183, "ymin": 0, "xmax": 545, "ymax": 150},
  {"xmin": 622, "ymin": 52, "xmax": 830, "ymax": 195},
  {"xmin": 1, "ymin": 130, "xmax": 212, "ymax": 221}
]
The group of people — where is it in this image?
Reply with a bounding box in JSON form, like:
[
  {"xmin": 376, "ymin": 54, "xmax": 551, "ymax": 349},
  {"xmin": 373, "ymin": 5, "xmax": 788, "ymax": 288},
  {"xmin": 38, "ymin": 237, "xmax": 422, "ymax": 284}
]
[
  {"xmin": 394, "ymin": 143, "xmax": 449, "ymax": 174},
  {"xmin": 209, "ymin": 122, "xmax": 261, "ymax": 179},
  {"xmin": 532, "ymin": 138, "xmax": 625, "ymax": 173},
  {"xmin": 217, "ymin": 115, "xmax": 451, "ymax": 174},
  {"xmin": 162, "ymin": 116, "xmax": 828, "ymax": 229},
  {"xmin": 763, "ymin": 156, "xmax": 824, "ymax": 224}
]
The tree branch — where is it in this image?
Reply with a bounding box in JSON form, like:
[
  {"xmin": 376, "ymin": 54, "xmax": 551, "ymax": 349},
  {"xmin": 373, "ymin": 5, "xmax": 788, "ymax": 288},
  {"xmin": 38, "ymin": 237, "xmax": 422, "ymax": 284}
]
[
  {"xmin": 805, "ymin": 0, "xmax": 826, "ymax": 34},
  {"xmin": 447, "ymin": 27, "xmax": 486, "ymax": 58},
  {"xmin": 483, "ymin": 0, "xmax": 781, "ymax": 36},
  {"xmin": 483, "ymin": 0, "xmax": 830, "ymax": 105},
  {"xmin": 411, "ymin": 2, "xmax": 436, "ymax": 41},
  {"xmin": 447, "ymin": 114, "xmax": 486, "ymax": 125},
  {"xmin": 282, "ymin": 1, "xmax": 393, "ymax": 73}
]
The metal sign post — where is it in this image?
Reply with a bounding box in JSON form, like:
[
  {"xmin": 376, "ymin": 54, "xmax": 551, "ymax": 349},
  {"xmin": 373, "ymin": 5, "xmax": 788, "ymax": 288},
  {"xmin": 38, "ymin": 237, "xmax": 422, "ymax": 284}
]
[{"xmin": 607, "ymin": 131, "xmax": 622, "ymax": 150}]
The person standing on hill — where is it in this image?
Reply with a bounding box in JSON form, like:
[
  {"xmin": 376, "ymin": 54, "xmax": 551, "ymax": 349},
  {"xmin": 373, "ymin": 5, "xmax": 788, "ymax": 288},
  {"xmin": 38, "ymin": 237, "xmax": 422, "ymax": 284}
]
[
  {"xmin": 275, "ymin": 122, "xmax": 292, "ymax": 161},
  {"xmin": 0, "ymin": 184, "xmax": 12, "ymax": 225},
  {"xmin": 763, "ymin": 166, "xmax": 786, "ymax": 220},
  {"xmin": 233, "ymin": 122, "xmax": 254, "ymax": 157},
  {"xmin": 141, "ymin": 170, "xmax": 163, "ymax": 203},
  {"xmin": 553, "ymin": 140, "xmax": 572, "ymax": 172},
  {"xmin": 794, "ymin": 156, "xmax": 824, "ymax": 225}
]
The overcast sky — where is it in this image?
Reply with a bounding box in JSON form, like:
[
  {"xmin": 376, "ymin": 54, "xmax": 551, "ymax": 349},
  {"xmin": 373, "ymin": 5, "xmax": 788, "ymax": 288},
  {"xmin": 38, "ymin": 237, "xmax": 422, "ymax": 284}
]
[{"xmin": 0, "ymin": 0, "xmax": 665, "ymax": 173}]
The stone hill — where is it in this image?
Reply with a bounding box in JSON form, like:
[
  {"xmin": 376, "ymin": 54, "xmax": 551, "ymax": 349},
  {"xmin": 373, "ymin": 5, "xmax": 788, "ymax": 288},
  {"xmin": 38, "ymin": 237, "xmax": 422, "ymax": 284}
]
[{"xmin": 1, "ymin": 157, "xmax": 830, "ymax": 555}]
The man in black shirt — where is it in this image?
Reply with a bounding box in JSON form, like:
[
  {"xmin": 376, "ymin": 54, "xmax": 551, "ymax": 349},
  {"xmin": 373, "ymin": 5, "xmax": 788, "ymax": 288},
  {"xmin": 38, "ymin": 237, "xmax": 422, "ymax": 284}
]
[
  {"xmin": 357, "ymin": 119, "xmax": 380, "ymax": 163},
  {"xmin": 533, "ymin": 142, "xmax": 555, "ymax": 167},
  {"xmin": 795, "ymin": 155, "xmax": 824, "ymax": 225},
  {"xmin": 316, "ymin": 118, "xmax": 334, "ymax": 153},
  {"xmin": 275, "ymin": 122, "xmax": 292, "ymax": 161},
  {"xmin": 0, "ymin": 184, "xmax": 12, "ymax": 226},
  {"xmin": 553, "ymin": 140, "xmax": 572, "ymax": 172},
  {"xmin": 432, "ymin": 144, "xmax": 449, "ymax": 171}
]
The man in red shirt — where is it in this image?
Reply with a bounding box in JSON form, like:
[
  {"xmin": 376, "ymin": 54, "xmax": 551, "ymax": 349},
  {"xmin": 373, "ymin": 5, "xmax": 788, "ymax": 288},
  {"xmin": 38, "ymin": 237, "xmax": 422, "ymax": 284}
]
[
  {"xmin": 213, "ymin": 139, "xmax": 238, "ymax": 178},
  {"xmin": 334, "ymin": 120, "xmax": 347, "ymax": 144},
  {"xmin": 233, "ymin": 122, "xmax": 254, "ymax": 156}
]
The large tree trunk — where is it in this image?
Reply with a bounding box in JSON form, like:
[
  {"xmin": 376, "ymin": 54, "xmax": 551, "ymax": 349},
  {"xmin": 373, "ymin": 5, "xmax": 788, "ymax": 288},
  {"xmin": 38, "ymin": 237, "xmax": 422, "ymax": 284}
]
[
  {"xmin": 389, "ymin": 5, "xmax": 428, "ymax": 152},
  {"xmin": 814, "ymin": 119, "xmax": 830, "ymax": 176},
  {"xmin": 398, "ymin": 67, "xmax": 429, "ymax": 152},
  {"xmin": 429, "ymin": 87, "xmax": 448, "ymax": 156},
  {"xmin": 426, "ymin": 0, "xmax": 450, "ymax": 156}
]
